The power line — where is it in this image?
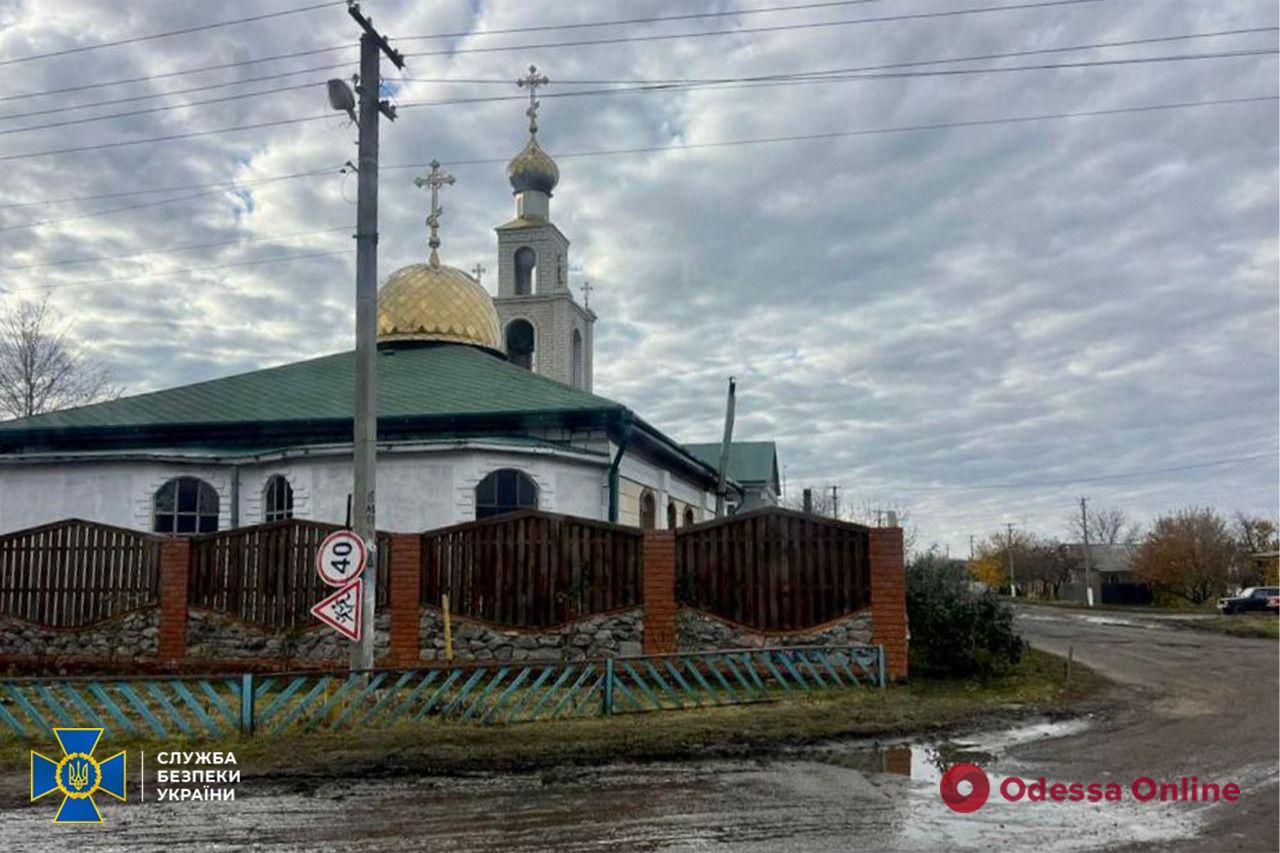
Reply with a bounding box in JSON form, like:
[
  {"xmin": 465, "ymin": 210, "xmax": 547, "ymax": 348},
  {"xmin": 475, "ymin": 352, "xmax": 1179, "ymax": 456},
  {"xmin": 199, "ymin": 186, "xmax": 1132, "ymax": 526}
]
[
  {"xmin": 1, "ymin": 94, "xmax": 1273, "ymax": 228},
  {"xmin": 0, "ymin": 1, "xmax": 345, "ymax": 67},
  {"xmin": 8, "ymin": 48, "xmax": 1274, "ymax": 139},
  {"xmin": 9, "ymin": 24, "xmax": 1272, "ymax": 124},
  {"xmin": 2, "ymin": 250, "xmax": 355, "ymax": 296},
  {"xmin": 1, "ymin": 27, "xmax": 1272, "ymax": 213},
  {"xmin": 0, "ymin": 0, "xmax": 880, "ymax": 103},
  {"xmin": 3, "ymin": 0, "xmax": 1101, "ymax": 105},
  {"xmin": 896, "ymin": 451, "xmax": 1280, "ymax": 493},
  {"xmin": 3, "ymin": 227, "xmax": 351, "ymax": 271},
  {"xmin": 401, "ymin": 0, "xmax": 1109, "ymax": 61}
]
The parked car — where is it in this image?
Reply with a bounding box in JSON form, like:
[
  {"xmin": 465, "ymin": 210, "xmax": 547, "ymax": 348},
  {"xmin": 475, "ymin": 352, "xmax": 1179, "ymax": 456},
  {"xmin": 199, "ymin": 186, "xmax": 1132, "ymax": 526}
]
[{"xmin": 1216, "ymin": 586, "xmax": 1280, "ymax": 614}]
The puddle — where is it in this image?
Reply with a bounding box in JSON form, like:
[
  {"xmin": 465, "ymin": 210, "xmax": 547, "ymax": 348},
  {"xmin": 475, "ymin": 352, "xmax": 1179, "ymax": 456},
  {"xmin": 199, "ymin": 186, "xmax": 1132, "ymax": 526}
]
[{"xmin": 802, "ymin": 716, "xmax": 1095, "ymax": 783}]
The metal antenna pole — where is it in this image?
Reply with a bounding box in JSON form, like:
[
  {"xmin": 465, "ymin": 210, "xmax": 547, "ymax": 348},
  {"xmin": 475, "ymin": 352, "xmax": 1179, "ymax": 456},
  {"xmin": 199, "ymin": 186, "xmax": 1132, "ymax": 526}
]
[
  {"xmin": 1080, "ymin": 496, "xmax": 1093, "ymax": 607},
  {"xmin": 347, "ymin": 1, "xmax": 403, "ymax": 672},
  {"xmin": 714, "ymin": 377, "xmax": 736, "ymax": 517}
]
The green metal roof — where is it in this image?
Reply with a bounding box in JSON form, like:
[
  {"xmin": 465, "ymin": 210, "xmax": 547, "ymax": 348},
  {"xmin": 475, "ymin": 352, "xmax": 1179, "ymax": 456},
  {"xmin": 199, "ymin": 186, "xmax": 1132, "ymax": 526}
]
[
  {"xmin": 682, "ymin": 441, "xmax": 779, "ymax": 486},
  {"xmin": 0, "ymin": 343, "xmax": 622, "ymax": 433}
]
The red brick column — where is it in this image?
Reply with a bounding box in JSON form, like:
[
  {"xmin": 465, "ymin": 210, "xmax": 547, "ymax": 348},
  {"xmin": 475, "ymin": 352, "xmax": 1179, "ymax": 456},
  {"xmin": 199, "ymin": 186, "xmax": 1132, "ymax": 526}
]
[
  {"xmin": 642, "ymin": 530, "xmax": 677, "ymax": 654},
  {"xmin": 158, "ymin": 537, "xmax": 191, "ymax": 662},
  {"xmin": 387, "ymin": 534, "xmax": 422, "ymax": 668},
  {"xmin": 869, "ymin": 527, "xmax": 908, "ymax": 681}
]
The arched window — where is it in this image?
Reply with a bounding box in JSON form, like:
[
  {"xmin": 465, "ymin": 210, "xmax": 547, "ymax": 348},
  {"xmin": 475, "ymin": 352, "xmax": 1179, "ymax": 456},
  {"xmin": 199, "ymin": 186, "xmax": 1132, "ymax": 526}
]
[
  {"xmin": 263, "ymin": 475, "xmax": 294, "ymax": 522},
  {"xmin": 514, "ymin": 246, "xmax": 536, "ymax": 295},
  {"xmin": 475, "ymin": 468, "xmax": 538, "ymax": 519},
  {"xmin": 571, "ymin": 328, "xmax": 584, "ymax": 388},
  {"xmin": 154, "ymin": 476, "xmax": 219, "ymax": 534},
  {"xmin": 683, "ymin": 507, "xmax": 696, "ymax": 527},
  {"xmin": 506, "ymin": 319, "xmax": 535, "ymax": 370},
  {"xmin": 666, "ymin": 501, "xmax": 677, "ymax": 530},
  {"xmin": 639, "ymin": 490, "xmax": 657, "ymax": 530}
]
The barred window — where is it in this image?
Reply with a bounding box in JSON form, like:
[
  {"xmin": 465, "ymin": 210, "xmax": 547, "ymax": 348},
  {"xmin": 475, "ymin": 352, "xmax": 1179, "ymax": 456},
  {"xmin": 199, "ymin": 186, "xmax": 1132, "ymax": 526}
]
[
  {"xmin": 263, "ymin": 475, "xmax": 294, "ymax": 522},
  {"xmin": 475, "ymin": 469, "xmax": 538, "ymax": 519},
  {"xmin": 153, "ymin": 477, "xmax": 219, "ymax": 534}
]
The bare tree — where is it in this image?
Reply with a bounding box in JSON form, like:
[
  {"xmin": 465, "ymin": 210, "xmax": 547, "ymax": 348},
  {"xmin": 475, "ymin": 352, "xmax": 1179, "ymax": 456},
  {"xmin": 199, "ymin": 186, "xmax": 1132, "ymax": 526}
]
[
  {"xmin": 0, "ymin": 297, "xmax": 120, "ymax": 420},
  {"xmin": 1066, "ymin": 505, "xmax": 1140, "ymax": 545}
]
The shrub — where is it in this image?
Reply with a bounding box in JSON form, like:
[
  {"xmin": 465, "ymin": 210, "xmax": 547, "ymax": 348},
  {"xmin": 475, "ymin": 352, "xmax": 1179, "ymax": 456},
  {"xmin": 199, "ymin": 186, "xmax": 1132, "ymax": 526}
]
[{"xmin": 906, "ymin": 550, "xmax": 1024, "ymax": 679}]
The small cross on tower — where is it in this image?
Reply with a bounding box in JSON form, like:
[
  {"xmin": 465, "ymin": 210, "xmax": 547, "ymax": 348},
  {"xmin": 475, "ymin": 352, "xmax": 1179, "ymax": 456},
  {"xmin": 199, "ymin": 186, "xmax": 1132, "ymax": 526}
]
[
  {"xmin": 471, "ymin": 262, "xmax": 486, "ymax": 284},
  {"xmin": 413, "ymin": 159, "xmax": 455, "ymax": 266},
  {"xmin": 580, "ymin": 280, "xmax": 594, "ymax": 310},
  {"xmin": 517, "ymin": 65, "xmax": 550, "ymax": 136}
]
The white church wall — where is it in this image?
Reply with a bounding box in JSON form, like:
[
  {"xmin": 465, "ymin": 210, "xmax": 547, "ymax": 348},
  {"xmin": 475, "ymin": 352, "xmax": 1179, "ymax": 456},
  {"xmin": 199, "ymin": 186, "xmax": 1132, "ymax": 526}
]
[
  {"xmin": 0, "ymin": 461, "xmax": 234, "ymax": 535},
  {"xmin": 615, "ymin": 449, "xmax": 716, "ymax": 529}
]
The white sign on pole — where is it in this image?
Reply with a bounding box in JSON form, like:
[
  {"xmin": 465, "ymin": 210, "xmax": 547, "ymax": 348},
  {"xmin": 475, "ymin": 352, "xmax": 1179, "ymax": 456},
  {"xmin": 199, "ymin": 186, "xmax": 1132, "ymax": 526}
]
[
  {"xmin": 310, "ymin": 579, "xmax": 363, "ymax": 641},
  {"xmin": 316, "ymin": 529, "xmax": 368, "ymax": 588}
]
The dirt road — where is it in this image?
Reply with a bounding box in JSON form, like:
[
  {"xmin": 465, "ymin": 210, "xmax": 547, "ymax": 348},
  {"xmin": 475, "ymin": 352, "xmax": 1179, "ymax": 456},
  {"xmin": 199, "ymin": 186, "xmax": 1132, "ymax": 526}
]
[{"xmin": 1, "ymin": 607, "xmax": 1274, "ymax": 851}]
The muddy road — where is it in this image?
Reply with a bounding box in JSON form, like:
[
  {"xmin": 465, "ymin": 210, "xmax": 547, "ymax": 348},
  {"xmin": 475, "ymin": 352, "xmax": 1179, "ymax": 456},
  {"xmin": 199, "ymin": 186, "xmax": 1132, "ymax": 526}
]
[{"xmin": 0, "ymin": 607, "xmax": 1274, "ymax": 851}]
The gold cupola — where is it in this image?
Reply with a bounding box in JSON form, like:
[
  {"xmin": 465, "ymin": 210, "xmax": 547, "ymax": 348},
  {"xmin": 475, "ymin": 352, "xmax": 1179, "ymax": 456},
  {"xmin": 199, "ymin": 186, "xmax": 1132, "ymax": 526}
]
[{"xmin": 377, "ymin": 161, "xmax": 502, "ymax": 352}]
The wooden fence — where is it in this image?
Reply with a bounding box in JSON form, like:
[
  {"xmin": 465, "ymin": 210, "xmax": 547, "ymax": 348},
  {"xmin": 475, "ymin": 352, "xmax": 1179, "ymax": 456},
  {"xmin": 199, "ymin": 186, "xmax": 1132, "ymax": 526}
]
[
  {"xmin": 420, "ymin": 510, "xmax": 643, "ymax": 627},
  {"xmin": 676, "ymin": 508, "xmax": 871, "ymax": 631},
  {"xmin": 188, "ymin": 520, "xmax": 392, "ymax": 630},
  {"xmin": 0, "ymin": 519, "xmax": 161, "ymax": 628}
]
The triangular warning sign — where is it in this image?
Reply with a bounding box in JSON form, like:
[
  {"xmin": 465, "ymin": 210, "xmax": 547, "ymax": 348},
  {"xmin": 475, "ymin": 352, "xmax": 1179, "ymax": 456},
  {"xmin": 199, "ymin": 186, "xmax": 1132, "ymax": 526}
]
[{"xmin": 310, "ymin": 579, "xmax": 362, "ymax": 641}]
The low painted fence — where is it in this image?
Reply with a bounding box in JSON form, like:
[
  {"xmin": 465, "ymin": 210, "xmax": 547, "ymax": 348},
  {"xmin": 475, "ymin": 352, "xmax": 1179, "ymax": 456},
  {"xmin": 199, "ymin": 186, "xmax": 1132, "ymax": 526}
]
[{"xmin": 0, "ymin": 645, "xmax": 884, "ymax": 739}]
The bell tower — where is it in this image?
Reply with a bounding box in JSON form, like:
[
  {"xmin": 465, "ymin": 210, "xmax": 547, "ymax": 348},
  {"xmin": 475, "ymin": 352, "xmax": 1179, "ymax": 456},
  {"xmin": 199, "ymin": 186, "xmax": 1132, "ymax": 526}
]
[{"xmin": 492, "ymin": 66, "xmax": 595, "ymax": 392}]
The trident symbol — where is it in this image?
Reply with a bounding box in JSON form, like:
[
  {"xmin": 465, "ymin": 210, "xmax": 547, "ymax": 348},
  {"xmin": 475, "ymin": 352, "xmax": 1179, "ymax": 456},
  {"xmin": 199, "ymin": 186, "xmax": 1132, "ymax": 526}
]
[{"xmin": 67, "ymin": 760, "xmax": 90, "ymax": 790}]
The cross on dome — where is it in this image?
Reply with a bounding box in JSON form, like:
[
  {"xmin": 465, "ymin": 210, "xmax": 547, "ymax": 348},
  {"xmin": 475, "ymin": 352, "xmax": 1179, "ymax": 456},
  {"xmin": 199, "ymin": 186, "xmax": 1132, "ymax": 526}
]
[
  {"xmin": 413, "ymin": 159, "xmax": 455, "ymax": 267},
  {"xmin": 517, "ymin": 65, "xmax": 550, "ymax": 136}
]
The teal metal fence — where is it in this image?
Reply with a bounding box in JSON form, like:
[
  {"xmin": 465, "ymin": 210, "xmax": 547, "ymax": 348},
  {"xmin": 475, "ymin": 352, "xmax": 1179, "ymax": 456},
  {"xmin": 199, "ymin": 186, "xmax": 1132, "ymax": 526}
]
[{"xmin": 0, "ymin": 645, "xmax": 883, "ymax": 740}]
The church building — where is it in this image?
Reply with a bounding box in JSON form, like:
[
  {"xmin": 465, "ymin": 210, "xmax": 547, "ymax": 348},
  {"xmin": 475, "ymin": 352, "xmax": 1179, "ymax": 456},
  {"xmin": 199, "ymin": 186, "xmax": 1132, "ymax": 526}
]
[{"xmin": 0, "ymin": 69, "xmax": 779, "ymax": 537}]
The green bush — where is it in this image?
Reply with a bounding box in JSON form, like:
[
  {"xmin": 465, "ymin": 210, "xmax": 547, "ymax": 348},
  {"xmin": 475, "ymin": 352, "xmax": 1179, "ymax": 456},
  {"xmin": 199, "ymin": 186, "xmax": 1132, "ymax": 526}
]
[{"xmin": 906, "ymin": 551, "xmax": 1024, "ymax": 679}]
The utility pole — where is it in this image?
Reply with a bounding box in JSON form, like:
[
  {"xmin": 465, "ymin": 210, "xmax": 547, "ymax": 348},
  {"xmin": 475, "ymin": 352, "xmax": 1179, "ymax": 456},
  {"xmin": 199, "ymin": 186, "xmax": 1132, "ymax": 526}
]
[
  {"xmin": 714, "ymin": 377, "xmax": 736, "ymax": 517},
  {"xmin": 345, "ymin": 1, "xmax": 403, "ymax": 672},
  {"xmin": 1080, "ymin": 496, "xmax": 1094, "ymax": 607},
  {"xmin": 830, "ymin": 485, "xmax": 839, "ymax": 521},
  {"xmin": 1006, "ymin": 522, "xmax": 1016, "ymax": 598},
  {"xmin": 802, "ymin": 488, "xmax": 813, "ymax": 514},
  {"xmin": 969, "ymin": 534, "xmax": 975, "ymax": 561}
]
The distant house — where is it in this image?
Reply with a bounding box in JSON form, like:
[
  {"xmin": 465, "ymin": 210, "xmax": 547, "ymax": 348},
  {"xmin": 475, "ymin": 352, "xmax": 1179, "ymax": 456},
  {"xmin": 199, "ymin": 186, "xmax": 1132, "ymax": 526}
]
[
  {"xmin": 682, "ymin": 441, "xmax": 780, "ymax": 511},
  {"xmin": 1065, "ymin": 543, "xmax": 1149, "ymax": 604}
]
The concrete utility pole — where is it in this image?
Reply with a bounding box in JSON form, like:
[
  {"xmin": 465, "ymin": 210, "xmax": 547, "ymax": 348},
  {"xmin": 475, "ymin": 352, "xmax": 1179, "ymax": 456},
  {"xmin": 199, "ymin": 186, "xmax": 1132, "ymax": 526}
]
[
  {"xmin": 1006, "ymin": 522, "xmax": 1017, "ymax": 598},
  {"xmin": 346, "ymin": 1, "xmax": 403, "ymax": 672},
  {"xmin": 802, "ymin": 488, "xmax": 813, "ymax": 515},
  {"xmin": 1080, "ymin": 496, "xmax": 1094, "ymax": 607},
  {"xmin": 714, "ymin": 377, "xmax": 736, "ymax": 517},
  {"xmin": 830, "ymin": 485, "xmax": 839, "ymax": 521}
]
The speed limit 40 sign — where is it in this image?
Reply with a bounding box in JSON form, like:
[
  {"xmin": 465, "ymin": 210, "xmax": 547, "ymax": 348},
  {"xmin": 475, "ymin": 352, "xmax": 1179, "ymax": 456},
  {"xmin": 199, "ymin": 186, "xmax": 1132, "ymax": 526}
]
[{"xmin": 316, "ymin": 529, "xmax": 368, "ymax": 587}]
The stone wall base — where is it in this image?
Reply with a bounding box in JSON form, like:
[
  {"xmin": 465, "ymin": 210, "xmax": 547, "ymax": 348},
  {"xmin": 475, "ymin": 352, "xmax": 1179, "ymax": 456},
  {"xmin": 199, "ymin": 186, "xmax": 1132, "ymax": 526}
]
[
  {"xmin": 418, "ymin": 607, "xmax": 644, "ymax": 663},
  {"xmin": 0, "ymin": 609, "xmax": 159, "ymax": 661},
  {"xmin": 676, "ymin": 606, "xmax": 873, "ymax": 651}
]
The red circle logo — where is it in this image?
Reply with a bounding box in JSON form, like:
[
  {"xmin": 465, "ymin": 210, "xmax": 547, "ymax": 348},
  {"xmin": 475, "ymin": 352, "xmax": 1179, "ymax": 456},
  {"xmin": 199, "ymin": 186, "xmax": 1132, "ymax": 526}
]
[{"xmin": 939, "ymin": 763, "xmax": 990, "ymax": 813}]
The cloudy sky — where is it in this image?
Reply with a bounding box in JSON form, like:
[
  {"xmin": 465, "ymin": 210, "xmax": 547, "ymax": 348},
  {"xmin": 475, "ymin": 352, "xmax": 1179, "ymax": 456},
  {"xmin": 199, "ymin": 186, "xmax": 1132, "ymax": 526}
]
[{"xmin": 0, "ymin": 0, "xmax": 1276, "ymax": 552}]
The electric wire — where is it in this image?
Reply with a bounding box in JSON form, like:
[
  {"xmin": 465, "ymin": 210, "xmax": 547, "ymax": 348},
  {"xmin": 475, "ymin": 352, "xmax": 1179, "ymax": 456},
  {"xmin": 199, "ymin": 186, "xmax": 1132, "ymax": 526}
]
[{"xmin": 0, "ymin": 1, "xmax": 345, "ymax": 67}]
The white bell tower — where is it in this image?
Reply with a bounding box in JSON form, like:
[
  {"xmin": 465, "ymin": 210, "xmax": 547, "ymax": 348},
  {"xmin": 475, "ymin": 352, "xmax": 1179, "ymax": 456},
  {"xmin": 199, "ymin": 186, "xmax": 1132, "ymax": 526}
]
[{"xmin": 492, "ymin": 66, "xmax": 595, "ymax": 392}]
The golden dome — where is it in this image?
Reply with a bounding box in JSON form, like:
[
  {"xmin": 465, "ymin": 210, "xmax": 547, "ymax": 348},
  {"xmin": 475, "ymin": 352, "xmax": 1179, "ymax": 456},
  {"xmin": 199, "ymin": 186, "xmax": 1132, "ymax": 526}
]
[
  {"xmin": 377, "ymin": 262, "xmax": 502, "ymax": 351},
  {"xmin": 507, "ymin": 136, "xmax": 560, "ymax": 195}
]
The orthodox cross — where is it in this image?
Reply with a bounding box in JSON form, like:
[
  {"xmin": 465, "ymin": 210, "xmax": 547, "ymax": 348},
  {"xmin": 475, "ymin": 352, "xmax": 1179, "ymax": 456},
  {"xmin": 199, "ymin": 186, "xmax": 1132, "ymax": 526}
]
[
  {"xmin": 517, "ymin": 65, "xmax": 550, "ymax": 136},
  {"xmin": 580, "ymin": 280, "xmax": 594, "ymax": 310},
  {"xmin": 471, "ymin": 262, "xmax": 486, "ymax": 284},
  {"xmin": 413, "ymin": 159, "xmax": 455, "ymax": 266}
]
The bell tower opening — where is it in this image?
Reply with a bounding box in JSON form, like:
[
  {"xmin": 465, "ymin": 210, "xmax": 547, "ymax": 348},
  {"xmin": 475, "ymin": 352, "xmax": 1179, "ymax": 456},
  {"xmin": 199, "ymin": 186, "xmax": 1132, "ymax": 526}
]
[
  {"xmin": 514, "ymin": 246, "xmax": 536, "ymax": 295},
  {"xmin": 506, "ymin": 319, "xmax": 535, "ymax": 370}
]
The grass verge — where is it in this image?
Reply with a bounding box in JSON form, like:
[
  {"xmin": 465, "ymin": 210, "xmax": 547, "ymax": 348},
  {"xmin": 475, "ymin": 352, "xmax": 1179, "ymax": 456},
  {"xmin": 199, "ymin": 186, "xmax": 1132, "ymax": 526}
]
[
  {"xmin": 0, "ymin": 648, "xmax": 1108, "ymax": 791},
  {"xmin": 1166, "ymin": 614, "xmax": 1279, "ymax": 640}
]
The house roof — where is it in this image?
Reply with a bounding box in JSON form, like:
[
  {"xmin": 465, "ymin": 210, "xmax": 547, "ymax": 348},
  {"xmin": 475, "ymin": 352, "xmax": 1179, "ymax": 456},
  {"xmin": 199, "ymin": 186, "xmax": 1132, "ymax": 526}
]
[
  {"xmin": 682, "ymin": 440, "xmax": 779, "ymax": 487},
  {"xmin": 0, "ymin": 343, "xmax": 621, "ymax": 433}
]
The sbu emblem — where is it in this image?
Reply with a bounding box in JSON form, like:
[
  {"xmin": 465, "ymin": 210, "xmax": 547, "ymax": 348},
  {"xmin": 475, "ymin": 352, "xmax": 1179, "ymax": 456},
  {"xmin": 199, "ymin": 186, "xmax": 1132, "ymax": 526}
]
[{"xmin": 31, "ymin": 728, "xmax": 126, "ymax": 824}]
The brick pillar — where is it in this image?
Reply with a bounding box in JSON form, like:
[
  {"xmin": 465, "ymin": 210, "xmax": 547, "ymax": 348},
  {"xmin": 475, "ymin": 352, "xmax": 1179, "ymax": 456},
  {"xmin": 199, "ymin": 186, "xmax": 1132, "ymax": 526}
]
[
  {"xmin": 642, "ymin": 530, "xmax": 677, "ymax": 654},
  {"xmin": 387, "ymin": 534, "xmax": 422, "ymax": 668},
  {"xmin": 869, "ymin": 527, "xmax": 908, "ymax": 681},
  {"xmin": 158, "ymin": 537, "xmax": 191, "ymax": 662}
]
